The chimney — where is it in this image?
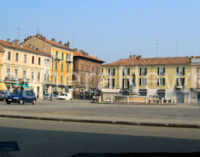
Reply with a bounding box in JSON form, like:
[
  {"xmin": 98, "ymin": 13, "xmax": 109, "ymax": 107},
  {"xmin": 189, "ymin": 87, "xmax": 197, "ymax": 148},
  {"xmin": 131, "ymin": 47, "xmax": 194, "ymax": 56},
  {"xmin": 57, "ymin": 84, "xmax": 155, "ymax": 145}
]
[
  {"xmin": 13, "ymin": 39, "xmax": 20, "ymax": 45},
  {"xmin": 74, "ymin": 48, "xmax": 78, "ymax": 51},
  {"xmin": 136, "ymin": 55, "xmax": 142, "ymax": 59},
  {"xmin": 59, "ymin": 41, "xmax": 62, "ymax": 44},
  {"xmin": 51, "ymin": 38, "xmax": 55, "ymax": 41},
  {"xmin": 133, "ymin": 54, "xmax": 136, "ymax": 58},
  {"xmin": 129, "ymin": 55, "xmax": 133, "ymax": 58},
  {"xmin": 7, "ymin": 38, "xmax": 10, "ymax": 42},
  {"xmin": 64, "ymin": 42, "xmax": 70, "ymax": 48}
]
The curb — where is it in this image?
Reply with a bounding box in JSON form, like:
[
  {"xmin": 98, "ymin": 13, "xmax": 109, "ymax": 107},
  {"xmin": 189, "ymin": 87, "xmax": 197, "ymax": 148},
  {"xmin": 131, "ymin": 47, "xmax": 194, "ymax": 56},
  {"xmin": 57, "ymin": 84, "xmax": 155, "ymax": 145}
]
[{"xmin": 0, "ymin": 114, "xmax": 200, "ymax": 129}]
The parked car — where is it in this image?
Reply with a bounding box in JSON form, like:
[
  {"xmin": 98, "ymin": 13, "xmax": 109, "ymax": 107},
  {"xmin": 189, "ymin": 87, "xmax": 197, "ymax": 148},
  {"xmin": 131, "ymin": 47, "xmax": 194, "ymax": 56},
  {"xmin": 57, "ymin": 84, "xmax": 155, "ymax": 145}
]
[
  {"xmin": 0, "ymin": 91, "xmax": 8, "ymax": 101},
  {"xmin": 57, "ymin": 93, "xmax": 72, "ymax": 100},
  {"xmin": 43, "ymin": 93, "xmax": 57, "ymax": 100},
  {"xmin": 6, "ymin": 90, "xmax": 36, "ymax": 105}
]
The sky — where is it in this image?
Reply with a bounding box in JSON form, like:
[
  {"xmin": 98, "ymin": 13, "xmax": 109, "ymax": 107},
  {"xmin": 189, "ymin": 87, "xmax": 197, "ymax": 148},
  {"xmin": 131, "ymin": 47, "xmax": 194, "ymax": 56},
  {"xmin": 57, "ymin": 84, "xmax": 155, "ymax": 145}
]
[{"xmin": 0, "ymin": 0, "xmax": 200, "ymax": 63}]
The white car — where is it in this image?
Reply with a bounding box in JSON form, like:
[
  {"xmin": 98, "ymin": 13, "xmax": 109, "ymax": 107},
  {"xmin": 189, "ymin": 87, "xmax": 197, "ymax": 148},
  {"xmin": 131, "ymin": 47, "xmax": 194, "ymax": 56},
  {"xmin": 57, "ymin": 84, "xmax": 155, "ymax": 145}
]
[{"xmin": 57, "ymin": 93, "xmax": 72, "ymax": 100}]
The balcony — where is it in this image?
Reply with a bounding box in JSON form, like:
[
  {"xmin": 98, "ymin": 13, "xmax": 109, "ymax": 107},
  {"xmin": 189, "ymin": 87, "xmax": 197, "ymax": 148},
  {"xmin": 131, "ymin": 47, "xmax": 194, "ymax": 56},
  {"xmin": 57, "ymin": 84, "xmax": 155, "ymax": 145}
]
[{"xmin": 66, "ymin": 59, "xmax": 72, "ymax": 63}]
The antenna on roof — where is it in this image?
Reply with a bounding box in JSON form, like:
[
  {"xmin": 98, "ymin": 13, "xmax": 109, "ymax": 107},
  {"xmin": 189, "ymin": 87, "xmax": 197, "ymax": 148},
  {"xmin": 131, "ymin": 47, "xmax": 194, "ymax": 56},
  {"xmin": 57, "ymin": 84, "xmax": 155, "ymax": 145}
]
[
  {"xmin": 175, "ymin": 41, "xmax": 179, "ymax": 57},
  {"xmin": 17, "ymin": 27, "xmax": 20, "ymax": 40},
  {"xmin": 36, "ymin": 27, "xmax": 40, "ymax": 34},
  {"xmin": 71, "ymin": 33, "xmax": 75, "ymax": 48},
  {"xmin": 154, "ymin": 39, "xmax": 160, "ymax": 58}
]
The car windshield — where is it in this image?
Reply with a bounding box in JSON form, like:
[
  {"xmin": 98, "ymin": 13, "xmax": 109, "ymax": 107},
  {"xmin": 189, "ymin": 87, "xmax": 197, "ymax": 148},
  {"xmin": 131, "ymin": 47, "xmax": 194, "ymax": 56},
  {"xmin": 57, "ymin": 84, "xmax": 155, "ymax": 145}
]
[{"xmin": 11, "ymin": 91, "xmax": 22, "ymax": 95}]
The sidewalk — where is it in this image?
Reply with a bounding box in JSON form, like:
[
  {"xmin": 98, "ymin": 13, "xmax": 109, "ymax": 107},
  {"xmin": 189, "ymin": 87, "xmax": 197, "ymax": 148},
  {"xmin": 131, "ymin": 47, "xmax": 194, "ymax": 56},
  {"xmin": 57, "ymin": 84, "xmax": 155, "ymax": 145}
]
[{"xmin": 0, "ymin": 100, "xmax": 200, "ymax": 129}]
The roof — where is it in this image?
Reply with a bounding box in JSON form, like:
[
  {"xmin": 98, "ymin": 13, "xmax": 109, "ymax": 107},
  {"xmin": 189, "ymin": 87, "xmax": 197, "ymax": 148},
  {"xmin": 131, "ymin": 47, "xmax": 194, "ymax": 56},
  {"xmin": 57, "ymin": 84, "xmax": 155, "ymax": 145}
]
[
  {"xmin": 0, "ymin": 39, "xmax": 51, "ymax": 57},
  {"xmin": 34, "ymin": 34, "xmax": 73, "ymax": 51},
  {"xmin": 73, "ymin": 50, "xmax": 104, "ymax": 63},
  {"xmin": 103, "ymin": 56, "xmax": 199, "ymax": 67}
]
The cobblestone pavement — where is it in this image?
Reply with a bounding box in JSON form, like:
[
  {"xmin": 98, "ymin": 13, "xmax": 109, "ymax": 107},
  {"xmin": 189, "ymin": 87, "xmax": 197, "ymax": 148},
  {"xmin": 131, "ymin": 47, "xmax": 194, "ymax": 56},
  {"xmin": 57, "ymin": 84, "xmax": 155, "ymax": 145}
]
[{"xmin": 0, "ymin": 99, "xmax": 200, "ymax": 125}]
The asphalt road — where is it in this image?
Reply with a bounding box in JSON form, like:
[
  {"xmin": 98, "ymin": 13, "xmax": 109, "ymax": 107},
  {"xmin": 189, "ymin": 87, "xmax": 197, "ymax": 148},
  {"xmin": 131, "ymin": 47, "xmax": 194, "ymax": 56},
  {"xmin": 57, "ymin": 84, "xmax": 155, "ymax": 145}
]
[
  {"xmin": 0, "ymin": 118, "xmax": 200, "ymax": 157},
  {"xmin": 0, "ymin": 100, "xmax": 200, "ymax": 125}
]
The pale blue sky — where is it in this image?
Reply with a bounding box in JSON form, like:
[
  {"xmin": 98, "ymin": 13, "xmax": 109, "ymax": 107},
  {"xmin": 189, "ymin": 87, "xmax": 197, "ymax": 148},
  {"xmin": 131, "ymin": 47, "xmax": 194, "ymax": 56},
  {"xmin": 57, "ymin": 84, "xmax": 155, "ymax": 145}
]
[{"xmin": 0, "ymin": 0, "xmax": 200, "ymax": 63}]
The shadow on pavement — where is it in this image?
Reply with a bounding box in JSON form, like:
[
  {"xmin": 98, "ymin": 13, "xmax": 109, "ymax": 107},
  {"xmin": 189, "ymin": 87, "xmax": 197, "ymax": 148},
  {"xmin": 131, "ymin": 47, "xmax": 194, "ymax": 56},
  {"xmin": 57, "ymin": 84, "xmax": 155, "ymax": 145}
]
[{"xmin": 0, "ymin": 126, "xmax": 199, "ymax": 157}]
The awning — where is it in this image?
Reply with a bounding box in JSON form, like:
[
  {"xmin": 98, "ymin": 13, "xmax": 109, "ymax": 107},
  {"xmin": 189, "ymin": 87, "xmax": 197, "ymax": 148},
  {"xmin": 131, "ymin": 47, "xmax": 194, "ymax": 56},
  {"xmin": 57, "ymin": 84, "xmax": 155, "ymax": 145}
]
[
  {"xmin": 0, "ymin": 83, "xmax": 7, "ymax": 91},
  {"xmin": 12, "ymin": 83, "xmax": 30, "ymax": 89}
]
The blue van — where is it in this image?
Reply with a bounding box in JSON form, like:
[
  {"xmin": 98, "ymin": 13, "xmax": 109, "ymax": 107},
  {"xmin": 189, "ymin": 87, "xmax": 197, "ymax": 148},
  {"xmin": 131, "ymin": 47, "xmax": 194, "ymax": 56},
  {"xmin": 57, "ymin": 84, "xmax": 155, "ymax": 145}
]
[{"xmin": 6, "ymin": 90, "xmax": 36, "ymax": 105}]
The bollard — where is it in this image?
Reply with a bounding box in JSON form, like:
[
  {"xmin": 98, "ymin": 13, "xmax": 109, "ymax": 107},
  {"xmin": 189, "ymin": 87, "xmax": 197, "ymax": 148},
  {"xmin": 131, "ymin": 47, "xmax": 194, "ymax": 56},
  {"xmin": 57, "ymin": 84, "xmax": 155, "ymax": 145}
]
[
  {"xmin": 110, "ymin": 96, "xmax": 113, "ymax": 103},
  {"xmin": 99, "ymin": 96, "xmax": 101, "ymax": 103},
  {"xmin": 127, "ymin": 96, "xmax": 130, "ymax": 104}
]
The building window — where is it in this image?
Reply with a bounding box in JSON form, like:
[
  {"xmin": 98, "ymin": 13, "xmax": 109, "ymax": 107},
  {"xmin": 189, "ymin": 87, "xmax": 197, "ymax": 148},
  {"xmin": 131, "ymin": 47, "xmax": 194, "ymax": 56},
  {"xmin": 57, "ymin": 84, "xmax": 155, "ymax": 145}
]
[
  {"xmin": 37, "ymin": 72, "xmax": 40, "ymax": 82},
  {"xmin": 55, "ymin": 61, "xmax": 58, "ymax": 70},
  {"xmin": 97, "ymin": 67, "xmax": 100, "ymax": 73},
  {"xmin": 23, "ymin": 70, "xmax": 26, "ymax": 78},
  {"xmin": 66, "ymin": 76, "xmax": 69, "ymax": 85},
  {"xmin": 67, "ymin": 64, "xmax": 69, "ymax": 72},
  {"xmin": 122, "ymin": 78, "xmax": 130, "ymax": 89},
  {"xmin": 139, "ymin": 89, "xmax": 147, "ymax": 96},
  {"xmin": 158, "ymin": 67, "xmax": 165, "ymax": 76},
  {"xmin": 92, "ymin": 77, "xmax": 95, "ymax": 85},
  {"xmin": 197, "ymin": 67, "xmax": 200, "ymax": 74},
  {"xmin": 157, "ymin": 78, "xmax": 165, "ymax": 86},
  {"xmin": 61, "ymin": 75, "xmax": 63, "ymax": 84},
  {"xmin": 31, "ymin": 71, "xmax": 34, "ymax": 81},
  {"xmin": 140, "ymin": 67, "xmax": 147, "ymax": 76},
  {"xmin": 176, "ymin": 78, "xmax": 185, "ymax": 87},
  {"xmin": 92, "ymin": 66, "xmax": 95, "ymax": 72},
  {"xmin": 15, "ymin": 69, "xmax": 18, "ymax": 78},
  {"xmin": 8, "ymin": 51, "xmax": 11, "ymax": 60},
  {"xmin": 15, "ymin": 53, "xmax": 19, "ymax": 62},
  {"xmin": 32, "ymin": 56, "xmax": 35, "ymax": 64},
  {"xmin": 139, "ymin": 78, "xmax": 147, "ymax": 86},
  {"xmin": 108, "ymin": 68, "xmax": 115, "ymax": 76},
  {"xmin": 108, "ymin": 78, "xmax": 115, "ymax": 89},
  {"xmin": 197, "ymin": 78, "xmax": 200, "ymax": 88},
  {"xmin": 87, "ymin": 65, "xmax": 90, "ymax": 72},
  {"xmin": 7, "ymin": 68, "xmax": 10, "ymax": 77},
  {"xmin": 177, "ymin": 67, "xmax": 185, "ymax": 76},
  {"xmin": 38, "ymin": 57, "xmax": 41, "ymax": 65},
  {"xmin": 56, "ymin": 51, "xmax": 58, "ymax": 58},
  {"xmin": 24, "ymin": 54, "xmax": 27, "ymax": 63},
  {"xmin": 61, "ymin": 63, "xmax": 64, "ymax": 71},
  {"xmin": 66, "ymin": 53, "xmax": 70, "ymax": 61},
  {"xmin": 123, "ymin": 68, "xmax": 130, "ymax": 76},
  {"xmin": 55, "ymin": 75, "xmax": 57, "ymax": 84},
  {"xmin": 81, "ymin": 64, "xmax": 84, "ymax": 71},
  {"xmin": 62, "ymin": 52, "xmax": 64, "ymax": 60}
]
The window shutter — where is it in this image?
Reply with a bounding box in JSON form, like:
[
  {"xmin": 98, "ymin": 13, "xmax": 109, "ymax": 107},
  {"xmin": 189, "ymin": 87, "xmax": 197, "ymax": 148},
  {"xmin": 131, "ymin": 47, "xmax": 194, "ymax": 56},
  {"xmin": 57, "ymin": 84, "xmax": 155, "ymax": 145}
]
[
  {"xmin": 140, "ymin": 68, "xmax": 141, "ymax": 76},
  {"xmin": 128, "ymin": 68, "xmax": 130, "ymax": 75},
  {"xmin": 183, "ymin": 67, "xmax": 185, "ymax": 75},
  {"xmin": 164, "ymin": 67, "xmax": 165, "ymax": 74},
  {"xmin": 177, "ymin": 67, "xmax": 179, "ymax": 75},
  {"xmin": 158, "ymin": 68, "xmax": 159, "ymax": 75},
  {"xmin": 163, "ymin": 78, "xmax": 165, "ymax": 86},
  {"xmin": 139, "ymin": 78, "xmax": 141, "ymax": 86},
  {"xmin": 157, "ymin": 78, "xmax": 159, "ymax": 86}
]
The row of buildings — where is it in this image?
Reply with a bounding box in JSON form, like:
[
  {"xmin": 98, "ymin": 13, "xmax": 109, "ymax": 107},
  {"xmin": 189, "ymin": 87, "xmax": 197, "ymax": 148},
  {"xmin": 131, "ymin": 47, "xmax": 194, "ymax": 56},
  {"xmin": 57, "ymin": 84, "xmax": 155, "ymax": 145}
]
[
  {"xmin": 103, "ymin": 55, "xmax": 200, "ymax": 104},
  {"xmin": 0, "ymin": 34, "xmax": 104, "ymax": 99},
  {"xmin": 1, "ymin": 34, "xmax": 200, "ymax": 104}
]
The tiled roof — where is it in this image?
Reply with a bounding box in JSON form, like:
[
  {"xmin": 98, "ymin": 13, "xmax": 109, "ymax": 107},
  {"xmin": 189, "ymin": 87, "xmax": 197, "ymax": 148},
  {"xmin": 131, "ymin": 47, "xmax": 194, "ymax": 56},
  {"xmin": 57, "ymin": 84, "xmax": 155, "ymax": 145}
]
[
  {"xmin": 0, "ymin": 39, "xmax": 51, "ymax": 57},
  {"xmin": 73, "ymin": 50, "xmax": 104, "ymax": 63},
  {"xmin": 103, "ymin": 56, "xmax": 198, "ymax": 66},
  {"xmin": 35, "ymin": 34, "xmax": 73, "ymax": 51}
]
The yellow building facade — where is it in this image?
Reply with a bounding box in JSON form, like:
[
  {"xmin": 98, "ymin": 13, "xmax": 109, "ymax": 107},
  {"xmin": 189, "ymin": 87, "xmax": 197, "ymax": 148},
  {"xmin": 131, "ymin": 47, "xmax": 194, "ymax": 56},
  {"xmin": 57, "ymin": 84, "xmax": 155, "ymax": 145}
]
[
  {"xmin": 0, "ymin": 39, "xmax": 51, "ymax": 98},
  {"xmin": 103, "ymin": 55, "xmax": 200, "ymax": 104},
  {"xmin": 23, "ymin": 34, "xmax": 73, "ymax": 95}
]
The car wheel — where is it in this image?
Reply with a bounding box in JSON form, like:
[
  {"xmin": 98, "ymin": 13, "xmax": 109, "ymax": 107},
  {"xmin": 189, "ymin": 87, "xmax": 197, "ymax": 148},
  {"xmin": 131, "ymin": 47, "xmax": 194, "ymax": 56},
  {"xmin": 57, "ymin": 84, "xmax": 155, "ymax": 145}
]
[
  {"xmin": 19, "ymin": 99, "xmax": 24, "ymax": 105},
  {"xmin": 6, "ymin": 101, "xmax": 10, "ymax": 104},
  {"xmin": 32, "ymin": 99, "xmax": 36, "ymax": 105}
]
